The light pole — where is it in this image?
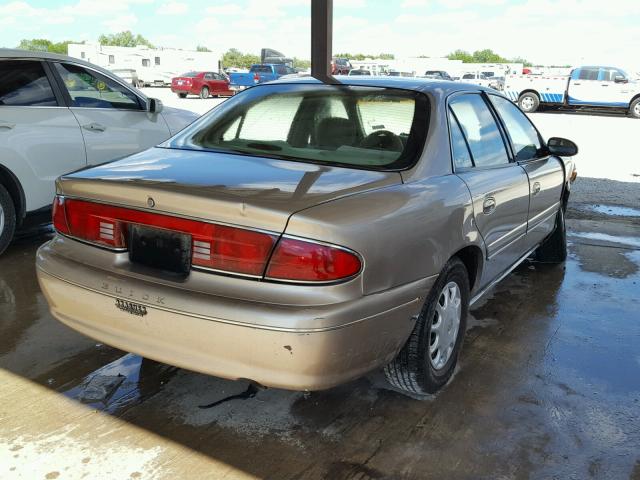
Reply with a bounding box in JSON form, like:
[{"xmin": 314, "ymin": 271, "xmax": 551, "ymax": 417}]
[{"xmin": 311, "ymin": 0, "xmax": 339, "ymax": 84}]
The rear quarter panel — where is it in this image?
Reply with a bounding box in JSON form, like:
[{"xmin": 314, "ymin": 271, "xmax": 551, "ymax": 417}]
[{"xmin": 285, "ymin": 174, "xmax": 482, "ymax": 295}]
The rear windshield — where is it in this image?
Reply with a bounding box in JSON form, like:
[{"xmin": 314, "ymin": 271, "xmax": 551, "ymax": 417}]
[
  {"xmin": 250, "ymin": 66, "xmax": 273, "ymax": 73},
  {"xmin": 180, "ymin": 71, "xmax": 198, "ymax": 77},
  {"xmin": 169, "ymin": 84, "xmax": 428, "ymax": 170}
]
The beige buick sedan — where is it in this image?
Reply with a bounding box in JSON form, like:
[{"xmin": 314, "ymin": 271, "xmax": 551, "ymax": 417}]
[{"xmin": 36, "ymin": 77, "xmax": 577, "ymax": 395}]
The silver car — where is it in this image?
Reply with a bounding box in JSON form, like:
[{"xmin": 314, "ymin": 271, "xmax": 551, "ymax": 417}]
[{"xmin": 36, "ymin": 78, "xmax": 577, "ymax": 395}]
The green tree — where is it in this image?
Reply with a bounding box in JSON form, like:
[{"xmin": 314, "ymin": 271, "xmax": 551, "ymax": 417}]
[
  {"xmin": 334, "ymin": 52, "xmax": 395, "ymax": 61},
  {"xmin": 510, "ymin": 56, "xmax": 533, "ymax": 67},
  {"xmin": 472, "ymin": 48, "xmax": 506, "ymax": 63},
  {"xmin": 222, "ymin": 48, "xmax": 260, "ymax": 69},
  {"xmin": 17, "ymin": 38, "xmax": 82, "ymax": 54},
  {"xmin": 196, "ymin": 45, "xmax": 211, "ymax": 52},
  {"xmin": 292, "ymin": 57, "xmax": 311, "ymax": 70},
  {"xmin": 447, "ymin": 48, "xmax": 531, "ymax": 65},
  {"xmin": 98, "ymin": 31, "xmax": 154, "ymax": 48}
]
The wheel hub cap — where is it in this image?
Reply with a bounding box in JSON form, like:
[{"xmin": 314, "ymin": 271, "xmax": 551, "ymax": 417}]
[
  {"xmin": 0, "ymin": 203, "xmax": 4, "ymax": 234},
  {"xmin": 429, "ymin": 281, "xmax": 462, "ymax": 371},
  {"xmin": 634, "ymin": 103, "xmax": 640, "ymax": 116},
  {"xmin": 521, "ymin": 97, "xmax": 534, "ymax": 110}
]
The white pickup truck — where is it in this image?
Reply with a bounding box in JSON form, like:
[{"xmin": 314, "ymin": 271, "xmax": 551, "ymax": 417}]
[{"xmin": 504, "ymin": 66, "xmax": 640, "ymax": 118}]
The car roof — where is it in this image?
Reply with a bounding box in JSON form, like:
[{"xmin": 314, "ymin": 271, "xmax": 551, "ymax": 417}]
[{"xmin": 267, "ymin": 75, "xmax": 495, "ymax": 98}]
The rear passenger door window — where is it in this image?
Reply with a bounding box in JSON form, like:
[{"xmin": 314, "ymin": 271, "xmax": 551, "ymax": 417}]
[
  {"xmin": 448, "ymin": 111, "xmax": 473, "ymax": 169},
  {"xmin": 449, "ymin": 94, "xmax": 510, "ymax": 168},
  {"xmin": 0, "ymin": 60, "xmax": 58, "ymax": 106},
  {"xmin": 489, "ymin": 95, "xmax": 541, "ymax": 161}
]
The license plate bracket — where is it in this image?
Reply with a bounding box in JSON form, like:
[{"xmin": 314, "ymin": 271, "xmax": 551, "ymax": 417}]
[{"xmin": 129, "ymin": 225, "xmax": 191, "ymax": 277}]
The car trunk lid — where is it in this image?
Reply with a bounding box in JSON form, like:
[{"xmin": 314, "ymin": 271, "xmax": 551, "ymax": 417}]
[{"xmin": 57, "ymin": 147, "xmax": 401, "ymax": 233}]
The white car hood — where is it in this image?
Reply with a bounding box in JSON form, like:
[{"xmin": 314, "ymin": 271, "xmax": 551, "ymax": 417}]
[{"xmin": 160, "ymin": 106, "xmax": 200, "ymax": 136}]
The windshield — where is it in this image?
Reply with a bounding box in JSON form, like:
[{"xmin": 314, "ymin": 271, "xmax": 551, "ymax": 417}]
[
  {"xmin": 167, "ymin": 84, "xmax": 428, "ymax": 170},
  {"xmin": 251, "ymin": 66, "xmax": 273, "ymax": 73}
]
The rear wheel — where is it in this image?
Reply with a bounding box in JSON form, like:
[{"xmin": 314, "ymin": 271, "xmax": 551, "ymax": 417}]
[
  {"xmin": 177, "ymin": 93, "xmax": 187, "ymax": 99},
  {"xmin": 384, "ymin": 257, "xmax": 469, "ymax": 395},
  {"xmin": 0, "ymin": 184, "xmax": 17, "ymax": 256},
  {"xmin": 629, "ymin": 98, "xmax": 640, "ymax": 119},
  {"xmin": 535, "ymin": 207, "xmax": 567, "ymax": 263},
  {"xmin": 199, "ymin": 86, "xmax": 209, "ymax": 99},
  {"xmin": 518, "ymin": 92, "xmax": 540, "ymax": 113}
]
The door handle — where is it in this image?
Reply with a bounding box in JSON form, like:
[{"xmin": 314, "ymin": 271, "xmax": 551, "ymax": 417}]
[
  {"xmin": 83, "ymin": 122, "xmax": 106, "ymax": 132},
  {"xmin": 482, "ymin": 196, "xmax": 496, "ymax": 215},
  {"xmin": 532, "ymin": 182, "xmax": 541, "ymax": 196},
  {"xmin": 573, "ymin": 82, "xmax": 581, "ymax": 85},
  {"xmin": 0, "ymin": 122, "xmax": 15, "ymax": 130}
]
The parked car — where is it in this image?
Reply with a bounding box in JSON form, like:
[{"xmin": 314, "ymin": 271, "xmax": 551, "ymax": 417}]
[
  {"xmin": 171, "ymin": 71, "xmax": 234, "ymax": 99},
  {"xmin": 36, "ymin": 77, "xmax": 577, "ymax": 396},
  {"xmin": 0, "ymin": 49, "xmax": 198, "ymax": 255},
  {"xmin": 331, "ymin": 57, "xmax": 352, "ymax": 75},
  {"xmin": 503, "ymin": 65, "xmax": 640, "ymax": 117},
  {"xmin": 388, "ymin": 71, "xmax": 415, "ymax": 78},
  {"xmin": 348, "ymin": 68, "xmax": 372, "ymax": 76},
  {"xmin": 229, "ymin": 64, "xmax": 296, "ymax": 91},
  {"xmin": 110, "ymin": 68, "xmax": 142, "ymax": 88},
  {"xmin": 424, "ymin": 70, "xmax": 453, "ymax": 81},
  {"xmin": 460, "ymin": 72, "xmax": 494, "ymax": 88}
]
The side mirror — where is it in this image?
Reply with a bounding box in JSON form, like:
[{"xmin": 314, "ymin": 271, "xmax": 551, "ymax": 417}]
[
  {"xmin": 147, "ymin": 98, "xmax": 163, "ymax": 114},
  {"xmin": 547, "ymin": 137, "xmax": 578, "ymax": 157},
  {"xmin": 614, "ymin": 75, "xmax": 628, "ymax": 84}
]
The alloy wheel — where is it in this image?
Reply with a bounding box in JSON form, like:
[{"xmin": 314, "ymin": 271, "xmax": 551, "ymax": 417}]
[{"xmin": 521, "ymin": 96, "xmax": 535, "ymax": 111}]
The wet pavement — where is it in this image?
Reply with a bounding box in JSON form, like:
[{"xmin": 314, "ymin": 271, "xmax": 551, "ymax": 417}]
[{"xmin": 1, "ymin": 183, "xmax": 639, "ymax": 479}]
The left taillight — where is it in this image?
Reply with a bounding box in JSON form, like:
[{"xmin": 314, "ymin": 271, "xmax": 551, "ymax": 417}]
[
  {"xmin": 62, "ymin": 197, "xmax": 126, "ymax": 248},
  {"xmin": 52, "ymin": 196, "xmax": 70, "ymax": 235}
]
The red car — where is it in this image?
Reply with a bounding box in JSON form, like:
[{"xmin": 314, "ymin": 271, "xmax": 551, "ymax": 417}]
[{"xmin": 171, "ymin": 71, "xmax": 234, "ymax": 99}]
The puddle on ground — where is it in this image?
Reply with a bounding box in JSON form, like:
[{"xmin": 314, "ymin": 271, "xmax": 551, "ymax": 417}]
[
  {"xmin": 63, "ymin": 354, "xmax": 177, "ymax": 414},
  {"xmin": 544, "ymin": 251, "xmax": 640, "ymax": 394},
  {"xmin": 570, "ymin": 243, "xmax": 639, "ymax": 278},
  {"xmin": 570, "ymin": 231, "xmax": 640, "ymax": 249},
  {"xmin": 584, "ymin": 204, "xmax": 640, "ymax": 218}
]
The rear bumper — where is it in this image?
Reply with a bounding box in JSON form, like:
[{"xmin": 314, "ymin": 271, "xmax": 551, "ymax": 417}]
[
  {"xmin": 171, "ymin": 85, "xmax": 194, "ymax": 94},
  {"xmin": 36, "ymin": 238, "xmax": 432, "ymax": 390}
]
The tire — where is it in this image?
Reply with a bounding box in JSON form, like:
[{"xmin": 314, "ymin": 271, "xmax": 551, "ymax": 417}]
[
  {"xmin": 177, "ymin": 93, "xmax": 187, "ymax": 99},
  {"xmin": 199, "ymin": 86, "xmax": 209, "ymax": 99},
  {"xmin": 518, "ymin": 92, "xmax": 540, "ymax": 113},
  {"xmin": 535, "ymin": 206, "xmax": 567, "ymax": 263},
  {"xmin": 629, "ymin": 98, "xmax": 640, "ymax": 119},
  {"xmin": 384, "ymin": 257, "xmax": 470, "ymax": 395},
  {"xmin": 0, "ymin": 184, "xmax": 17, "ymax": 256}
]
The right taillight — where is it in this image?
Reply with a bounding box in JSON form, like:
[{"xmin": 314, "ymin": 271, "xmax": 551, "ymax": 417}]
[{"xmin": 265, "ymin": 237, "xmax": 361, "ymax": 283}]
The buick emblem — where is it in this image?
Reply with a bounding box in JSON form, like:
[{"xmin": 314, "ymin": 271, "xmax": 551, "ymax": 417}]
[{"xmin": 147, "ymin": 197, "xmax": 155, "ymax": 208}]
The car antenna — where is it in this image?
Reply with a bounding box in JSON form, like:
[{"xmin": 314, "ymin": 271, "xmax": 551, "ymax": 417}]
[{"xmin": 311, "ymin": 0, "xmax": 341, "ymax": 85}]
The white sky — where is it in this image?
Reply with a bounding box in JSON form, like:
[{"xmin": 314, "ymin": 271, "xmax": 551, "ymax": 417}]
[{"xmin": 1, "ymin": 0, "xmax": 639, "ymax": 70}]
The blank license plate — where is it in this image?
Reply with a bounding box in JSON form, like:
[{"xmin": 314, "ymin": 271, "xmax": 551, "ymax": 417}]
[{"xmin": 129, "ymin": 225, "xmax": 191, "ymax": 277}]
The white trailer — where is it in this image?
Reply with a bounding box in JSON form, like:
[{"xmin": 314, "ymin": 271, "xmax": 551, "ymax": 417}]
[{"xmin": 67, "ymin": 44, "xmax": 222, "ymax": 87}]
